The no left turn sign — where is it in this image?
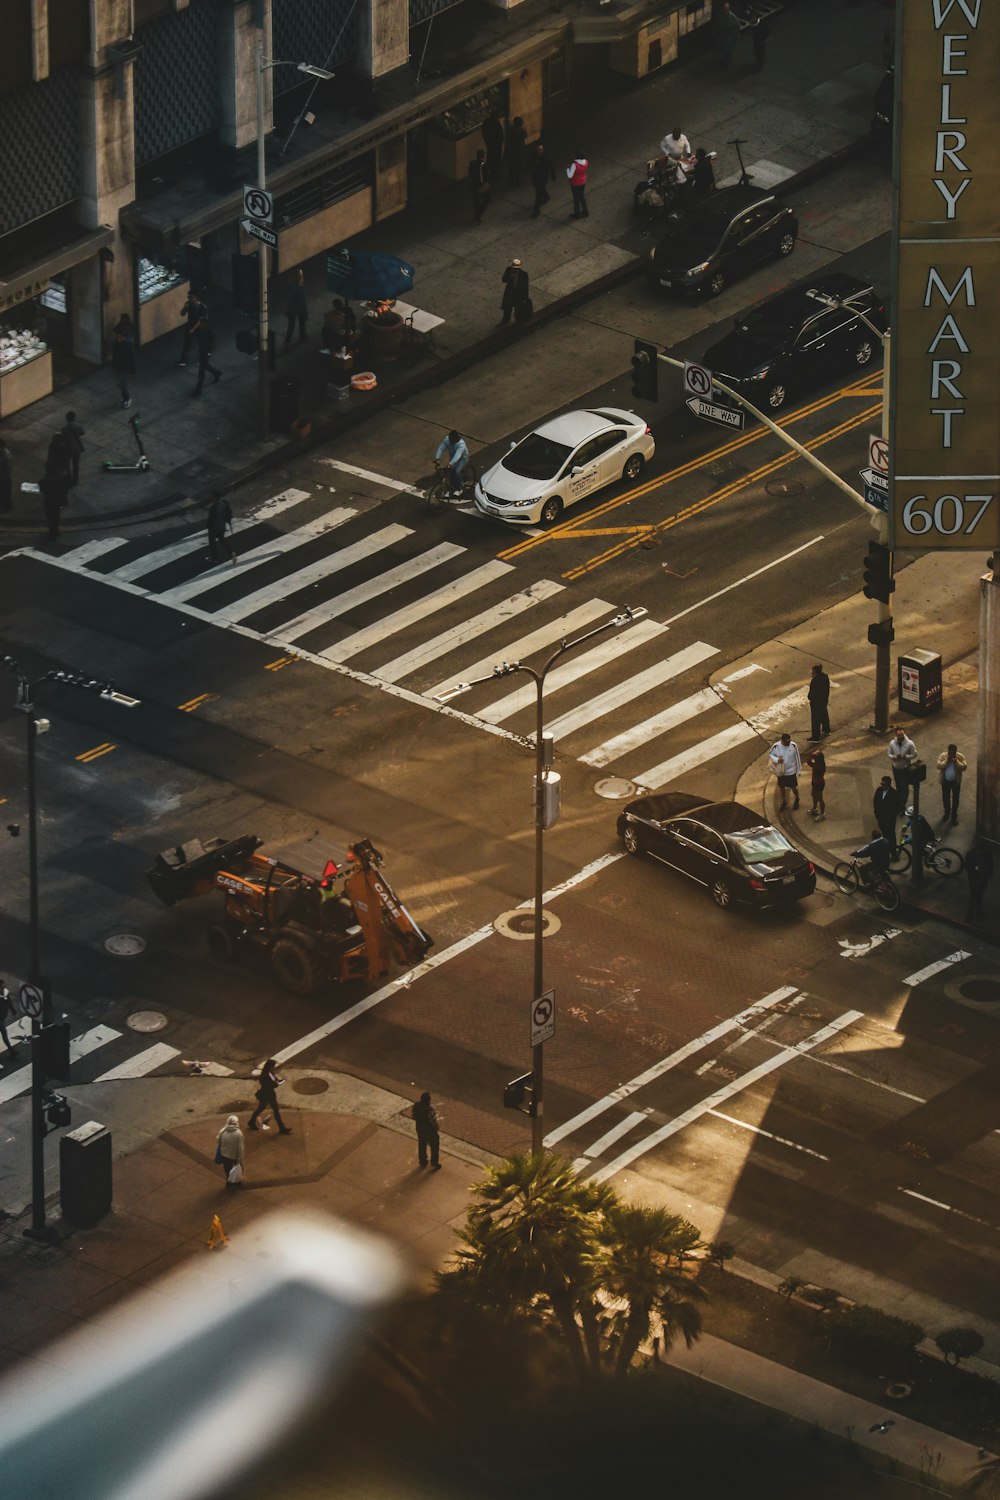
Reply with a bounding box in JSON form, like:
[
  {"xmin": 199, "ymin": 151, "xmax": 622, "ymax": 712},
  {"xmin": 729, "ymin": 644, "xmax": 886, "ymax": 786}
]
[
  {"xmin": 530, "ymin": 990, "xmax": 555, "ymax": 1047},
  {"xmin": 18, "ymin": 981, "xmax": 43, "ymax": 1018},
  {"xmin": 683, "ymin": 361, "xmax": 712, "ymax": 398}
]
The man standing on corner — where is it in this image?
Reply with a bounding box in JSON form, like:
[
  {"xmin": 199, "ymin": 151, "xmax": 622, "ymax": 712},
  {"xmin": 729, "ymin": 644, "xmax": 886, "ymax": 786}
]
[
  {"xmin": 807, "ymin": 663, "xmax": 830, "ymax": 741},
  {"xmin": 936, "ymin": 742, "xmax": 966, "ymax": 825},
  {"xmin": 768, "ymin": 731, "xmax": 802, "ymax": 812},
  {"xmin": 887, "ymin": 726, "xmax": 918, "ymax": 800},
  {"xmin": 499, "ymin": 258, "xmax": 530, "ymax": 326},
  {"xmin": 567, "ymin": 155, "xmax": 589, "ymax": 219},
  {"xmin": 411, "ymin": 1091, "xmax": 441, "ymax": 1170},
  {"xmin": 873, "ymin": 775, "xmax": 900, "ymax": 848}
]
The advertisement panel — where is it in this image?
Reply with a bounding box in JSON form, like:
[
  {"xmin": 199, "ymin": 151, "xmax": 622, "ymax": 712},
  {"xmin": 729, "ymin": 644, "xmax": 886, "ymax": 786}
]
[{"xmin": 891, "ymin": 0, "xmax": 1000, "ymax": 550}]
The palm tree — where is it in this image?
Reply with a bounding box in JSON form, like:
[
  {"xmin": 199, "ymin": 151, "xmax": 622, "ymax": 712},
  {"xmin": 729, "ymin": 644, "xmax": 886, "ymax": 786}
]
[{"xmin": 598, "ymin": 1202, "xmax": 705, "ymax": 1376}]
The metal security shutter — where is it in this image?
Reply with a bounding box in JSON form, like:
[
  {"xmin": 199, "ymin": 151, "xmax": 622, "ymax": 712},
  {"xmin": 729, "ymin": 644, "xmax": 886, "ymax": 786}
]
[
  {"xmin": 0, "ymin": 65, "xmax": 80, "ymax": 235},
  {"xmin": 409, "ymin": 0, "xmax": 464, "ymax": 25},
  {"xmin": 272, "ymin": 0, "xmax": 357, "ymax": 85},
  {"xmin": 134, "ymin": 0, "xmax": 221, "ymax": 166}
]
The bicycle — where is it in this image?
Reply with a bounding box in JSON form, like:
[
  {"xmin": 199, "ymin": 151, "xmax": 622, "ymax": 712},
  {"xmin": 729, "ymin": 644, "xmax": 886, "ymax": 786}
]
[
  {"xmin": 888, "ymin": 827, "xmax": 964, "ymax": 877},
  {"xmin": 427, "ymin": 458, "xmax": 478, "ymax": 513},
  {"xmin": 832, "ymin": 856, "xmax": 900, "ymax": 912}
]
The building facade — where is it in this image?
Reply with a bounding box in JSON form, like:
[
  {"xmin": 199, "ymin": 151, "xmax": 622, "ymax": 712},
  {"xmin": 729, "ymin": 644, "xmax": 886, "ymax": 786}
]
[{"xmin": 0, "ymin": 0, "xmax": 711, "ymax": 415}]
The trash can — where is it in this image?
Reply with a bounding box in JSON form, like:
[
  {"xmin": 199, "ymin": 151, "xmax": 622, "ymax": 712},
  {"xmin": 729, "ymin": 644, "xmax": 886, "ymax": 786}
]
[
  {"xmin": 897, "ymin": 649, "xmax": 942, "ymax": 716},
  {"xmin": 60, "ymin": 1120, "xmax": 112, "ymax": 1227},
  {"xmin": 269, "ymin": 376, "xmax": 299, "ymax": 432}
]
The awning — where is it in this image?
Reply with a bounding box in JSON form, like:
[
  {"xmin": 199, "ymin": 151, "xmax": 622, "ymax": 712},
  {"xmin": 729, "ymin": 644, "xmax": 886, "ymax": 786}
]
[{"xmin": 0, "ymin": 226, "xmax": 115, "ymax": 311}]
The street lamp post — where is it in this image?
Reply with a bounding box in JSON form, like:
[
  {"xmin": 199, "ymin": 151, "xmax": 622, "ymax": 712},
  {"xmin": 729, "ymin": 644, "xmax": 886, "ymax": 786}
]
[
  {"xmin": 436, "ymin": 606, "xmax": 647, "ymax": 1153},
  {"xmin": 3, "ymin": 658, "xmax": 133, "ymax": 1240},
  {"xmin": 253, "ymin": 47, "xmax": 335, "ymax": 440}
]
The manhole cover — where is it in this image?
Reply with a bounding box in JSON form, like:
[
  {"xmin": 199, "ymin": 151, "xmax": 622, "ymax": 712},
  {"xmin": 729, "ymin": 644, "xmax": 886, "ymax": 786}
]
[
  {"xmin": 959, "ymin": 977, "xmax": 1000, "ymax": 1004},
  {"xmin": 292, "ymin": 1076, "xmax": 329, "ymax": 1095},
  {"xmin": 766, "ymin": 479, "xmax": 805, "ymax": 498},
  {"xmin": 127, "ymin": 1010, "xmax": 168, "ymax": 1033},
  {"xmin": 595, "ymin": 776, "xmax": 639, "ymax": 800},
  {"xmin": 105, "ymin": 934, "xmax": 146, "ymax": 957},
  {"xmin": 494, "ymin": 907, "xmax": 561, "ymax": 942}
]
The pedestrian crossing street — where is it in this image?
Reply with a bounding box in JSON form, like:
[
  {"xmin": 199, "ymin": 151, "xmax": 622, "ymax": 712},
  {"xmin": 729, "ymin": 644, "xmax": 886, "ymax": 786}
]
[
  {"xmin": 0, "ymin": 1014, "xmax": 188, "ymax": 1109},
  {"xmin": 26, "ymin": 486, "xmax": 811, "ymax": 789}
]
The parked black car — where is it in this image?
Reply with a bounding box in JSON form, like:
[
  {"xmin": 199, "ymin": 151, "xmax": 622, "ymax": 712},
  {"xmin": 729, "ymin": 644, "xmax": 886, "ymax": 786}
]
[
  {"xmin": 648, "ymin": 185, "xmax": 798, "ymax": 298},
  {"xmin": 702, "ymin": 272, "xmax": 887, "ymax": 413},
  {"xmin": 616, "ymin": 792, "xmax": 816, "ymax": 911}
]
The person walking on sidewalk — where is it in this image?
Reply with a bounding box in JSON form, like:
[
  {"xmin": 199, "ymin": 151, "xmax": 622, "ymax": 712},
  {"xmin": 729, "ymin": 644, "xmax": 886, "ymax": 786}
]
[
  {"xmin": 192, "ymin": 318, "xmax": 222, "ymax": 397},
  {"xmin": 411, "ymin": 1091, "xmax": 441, "ymax": 1169},
  {"xmin": 249, "ymin": 1058, "xmax": 292, "ymax": 1134},
  {"xmin": 0, "ymin": 438, "xmax": 12, "ymax": 514},
  {"xmin": 482, "ymin": 110, "xmax": 504, "ymax": 181},
  {"xmin": 0, "ymin": 981, "xmax": 18, "ymax": 1061},
  {"xmin": 566, "ymin": 155, "xmax": 589, "ymax": 219},
  {"xmin": 769, "ymin": 732, "xmax": 802, "ymax": 812},
  {"xmin": 805, "ymin": 748, "xmax": 826, "ymax": 821},
  {"xmin": 873, "ymin": 775, "xmax": 900, "ymax": 847},
  {"xmin": 469, "ymin": 150, "xmax": 490, "ymax": 223},
  {"xmin": 111, "ymin": 313, "xmax": 135, "ymax": 408},
  {"xmin": 715, "ymin": 0, "xmax": 741, "ymax": 67},
  {"xmin": 284, "ymin": 269, "xmax": 309, "ymax": 348},
  {"xmin": 216, "ymin": 1114, "xmax": 245, "ymax": 1186},
  {"xmin": 61, "ymin": 412, "xmax": 85, "ymax": 488},
  {"xmin": 177, "ymin": 291, "xmax": 206, "ymax": 367},
  {"xmin": 206, "ymin": 489, "xmax": 234, "ymax": 563},
  {"xmin": 529, "ymin": 143, "xmax": 555, "ymax": 218},
  {"xmin": 807, "ymin": 663, "xmax": 830, "ymax": 741},
  {"xmin": 936, "ymin": 742, "xmax": 966, "ymax": 824},
  {"xmin": 887, "ymin": 727, "xmax": 918, "ymax": 799},
  {"xmin": 505, "ymin": 115, "xmax": 527, "ymax": 188},
  {"xmin": 965, "ymin": 839, "xmax": 995, "ymax": 921},
  {"xmin": 499, "ymin": 258, "xmax": 530, "ymax": 326},
  {"xmin": 40, "ymin": 437, "xmax": 70, "ymax": 542}
]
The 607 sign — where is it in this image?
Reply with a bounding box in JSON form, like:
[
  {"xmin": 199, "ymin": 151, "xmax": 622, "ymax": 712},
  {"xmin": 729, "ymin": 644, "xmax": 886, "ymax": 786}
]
[{"xmin": 895, "ymin": 487, "xmax": 999, "ymax": 550}]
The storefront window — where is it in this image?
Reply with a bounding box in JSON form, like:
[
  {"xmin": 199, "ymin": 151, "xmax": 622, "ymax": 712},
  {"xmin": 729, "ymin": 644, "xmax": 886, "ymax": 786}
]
[
  {"xmin": 0, "ymin": 297, "xmax": 48, "ymax": 374},
  {"xmin": 138, "ymin": 255, "xmax": 185, "ymax": 305}
]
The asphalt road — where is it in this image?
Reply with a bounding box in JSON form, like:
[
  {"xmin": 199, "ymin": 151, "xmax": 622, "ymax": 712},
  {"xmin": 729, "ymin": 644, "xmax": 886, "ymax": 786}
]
[{"xmin": 3, "ymin": 212, "xmax": 1000, "ymax": 1342}]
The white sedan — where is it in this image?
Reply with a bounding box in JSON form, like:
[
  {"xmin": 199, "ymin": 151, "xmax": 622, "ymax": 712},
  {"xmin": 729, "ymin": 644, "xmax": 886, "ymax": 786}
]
[{"xmin": 473, "ymin": 407, "xmax": 655, "ymax": 527}]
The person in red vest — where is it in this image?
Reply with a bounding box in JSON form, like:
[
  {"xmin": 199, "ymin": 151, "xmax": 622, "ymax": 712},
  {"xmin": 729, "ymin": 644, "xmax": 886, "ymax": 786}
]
[{"xmin": 566, "ymin": 156, "xmax": 589, "ymax": 219}]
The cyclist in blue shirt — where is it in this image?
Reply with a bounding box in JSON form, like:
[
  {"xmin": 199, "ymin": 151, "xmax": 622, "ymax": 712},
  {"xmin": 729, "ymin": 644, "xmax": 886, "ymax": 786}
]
[
  {"xmin": 852, "ymin": 832, "xmax": 892, "ymax": 885},
  {"xmin": 435, "ymin": 430, "xmax": 470, "ymax": 497}
]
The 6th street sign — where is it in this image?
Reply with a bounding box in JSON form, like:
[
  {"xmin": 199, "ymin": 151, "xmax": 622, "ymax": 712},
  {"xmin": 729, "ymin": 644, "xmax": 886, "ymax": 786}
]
[
  {"xmin": 685, "ymin": 395, "xmax": 745, "ymax": 431},
  {"xmin": 241, "ymin": 218, "xmax": 277, "ymax": 249}
]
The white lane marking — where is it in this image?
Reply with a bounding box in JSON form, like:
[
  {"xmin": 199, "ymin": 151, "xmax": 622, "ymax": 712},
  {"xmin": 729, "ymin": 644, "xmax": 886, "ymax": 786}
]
[
  {"xmin": 804, "ymin": 1050, "xmax": 925, "ymax": 1102},
  {"xmin": 159, "ymin": 509, "xmax": 358, "ymax": 604},
  {"xmin": 589, "ymin": 1010, "xmax": 862, "ymax": 1184},
  {"xmin": 275, "ymin": 851, "xmax": 626, "ymax": 1064},
  {"xmin": 900, "ymin": 1188, "xmax": 993, "ymax": 1229},
  {"xmin": 72, "ymin": 538, "xmax": 132, "ymax": 566},
  {"xmin": 584, "ymin": 1110, "xmax": 648, "ymax": 1158},
  {"xmin": 838, "ymin": 929, "xmax": 902, "ymax": 958},
  {"xmin": 903, "ymin": 951, "xmax": 971, "ymax": 987},
  {"xmin": 544, "ymin": 985, "xmax": 798, "ymax": 1148},
  {"xmin": 478, "ymin": 618, "xmax": 666, "ymax": 725},
  {"xmin": 719, "ymin": 663, "xmax": 768, "ymax": 685},
  {"xmin": 582, "ymin": 686, "xmax": 721, "ymax": 769},
  {"xmin": 707, "ymin": 1108, "xmax": 829, "ymax": 1161},
  {"xmin": 0, "ymin": 1025, "xmax": 123, "ymax": 1106},
  {"xmin": 662, "ymin": 536, "xmax": 826, "ymax": 627},
  {"xmin": 426, "ymin": 599, "xmax": 614, "ymax": 701},
  {"xmin": 326, "ymin": 560, "xmax": 513, "ymax": 662},
  {"xmin": 633, "ymin": 720, "xmax": 760, "ymax": 789},
  {"xmin": 300, "ymin": 544, "xmax": 466, "ymax": 646},
  {"xmin": 746, "ymin": 688, "xmax": 809, "ymax": 735},
  {"xmin": 94, "ymin": 1042, "xmax": 181, "ymax": 1080},
  {"xmin": 15, "ymin": 547, "xmax": 530, "ymax": 750},
  {"xmin": 220, "ymin": 524, "xmax": 417, "ymax": 625},
  {"xmin": 252, "ymin": 487, "xmax": 314, "ymax": 519},
  {"xmin": 548, "ymin": 642, "xmax": 720, "ymax": 742},
  {"xmin": 109, "ymin": 488, "xmax": 316, "ymax": 588},
  {"xmin": 377, "ymin": 579, "xmax": 564, "ymax": 685},
  {"xmin": 319, "ymin": 458, "xmax": 425, "ymax": 498}
]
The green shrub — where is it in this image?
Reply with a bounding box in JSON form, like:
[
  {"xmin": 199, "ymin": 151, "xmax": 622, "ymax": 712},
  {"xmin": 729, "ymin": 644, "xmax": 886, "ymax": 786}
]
[
  {"xmin": 933, "ymin": 1326, "xmax": 984, "ymax": 1366},
  {"xmin": 829, "ymin": 1304, "xmax": 924, "ymax": 1367}
]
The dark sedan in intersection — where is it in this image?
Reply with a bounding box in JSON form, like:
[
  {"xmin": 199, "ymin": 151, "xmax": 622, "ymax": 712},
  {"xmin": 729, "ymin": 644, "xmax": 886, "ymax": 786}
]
[
  {"xmin": 702, "ymin": 272, "xmax": 887, "ymax": 412},
  {"xmin": 616, "ymin": 792, "xmax": 816, "ymax": 911},
  {"xmin": 648, "ymin": 185, "xmax": 798, "ymax": 299}
]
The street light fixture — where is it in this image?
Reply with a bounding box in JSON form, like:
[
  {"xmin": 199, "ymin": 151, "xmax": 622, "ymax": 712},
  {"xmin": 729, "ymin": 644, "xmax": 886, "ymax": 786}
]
[
  {"xmin": 2, "ymin": 657, "xmax": 137, "ymax": 1241},
  {"xmin": 254, "ymin": 47, "xmax": 336, "ymax": 440},
  {"xmin": 435, "ymin": 606, "xmax": 648, "ymax": 1152}
]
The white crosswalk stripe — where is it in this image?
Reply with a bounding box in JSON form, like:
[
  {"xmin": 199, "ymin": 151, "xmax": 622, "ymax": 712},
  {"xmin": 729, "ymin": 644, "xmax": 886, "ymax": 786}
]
[
  {"xmin": 0, "ymin": 1022, "xmax": 181, "ymax": 1106},
  {"xmin": 22, "ymin": 483, "xmax": 802, "ymax": 792}
]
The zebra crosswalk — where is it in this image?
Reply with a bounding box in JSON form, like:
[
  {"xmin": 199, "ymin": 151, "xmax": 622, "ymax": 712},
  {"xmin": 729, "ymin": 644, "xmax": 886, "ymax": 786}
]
[
  {"xmin": 0, "ymin": 1015, "xmax": 183, "ymax": 1107},
  {"xmin": 23, "ymin": 485, "xmax": 809, "ymax": 790}
]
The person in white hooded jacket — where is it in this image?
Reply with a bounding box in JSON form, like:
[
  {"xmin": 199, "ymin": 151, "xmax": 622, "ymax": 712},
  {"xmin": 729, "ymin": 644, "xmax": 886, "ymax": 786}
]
[{"xmin": 216, "ymin": 1114, "xmax": 245, "ymax": 1186}]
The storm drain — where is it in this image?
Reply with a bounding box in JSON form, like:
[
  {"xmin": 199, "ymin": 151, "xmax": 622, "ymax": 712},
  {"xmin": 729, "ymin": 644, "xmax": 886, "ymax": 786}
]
[
  {"xmin": 291, "ymin": 1076, "xmax": 329, "ymax": 1095},
  {"xmin": 105, "ymin": 934, "xmax": 146, "ymax": 957},
  {"xmin": 594, "ymin": 776, "xmax": 639, "ymax": 800},
  {"xmin": 944, "ymin": 973, "xmax": 1000, "ymax": 1012},
  {"xmin": 127, "ymin": 1010, "xmax": 168, "ymax": 1033},
  {"xmin": 494, "ymin": 908, "xmax": 561, "ymax": 942}
]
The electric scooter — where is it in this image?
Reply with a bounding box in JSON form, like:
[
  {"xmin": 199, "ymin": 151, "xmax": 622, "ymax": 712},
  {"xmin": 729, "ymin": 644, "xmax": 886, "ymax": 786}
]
[{"xmin": 103, "ymin": 414, "xmax": 150, "ymax": 474}]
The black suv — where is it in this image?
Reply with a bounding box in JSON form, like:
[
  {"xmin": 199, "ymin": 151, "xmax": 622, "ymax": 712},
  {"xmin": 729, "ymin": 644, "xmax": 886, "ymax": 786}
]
[
  {"xmin": 648, "ymin": 185, "xmax": 798, "ymax": 298},
  {"xmin": 701, "ymin": 273, "xmax": 887, "ymax": 412}
]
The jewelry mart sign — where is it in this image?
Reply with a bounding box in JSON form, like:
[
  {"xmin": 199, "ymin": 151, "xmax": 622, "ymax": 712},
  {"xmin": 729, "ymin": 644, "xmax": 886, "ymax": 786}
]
[{"xmin": 891, "ymin": 0, "xmax": 1000, "ymax": 550}]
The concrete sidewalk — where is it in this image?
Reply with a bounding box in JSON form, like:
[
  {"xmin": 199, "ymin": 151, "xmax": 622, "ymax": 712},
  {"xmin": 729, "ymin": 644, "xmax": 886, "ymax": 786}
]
[
  {"xmin": 0, "ymin": 0, "xmax": 891, "ymax": 540},
  {"xmin": 0, "ymin": 1068, "xmax": 993, "ymax": 1491}
]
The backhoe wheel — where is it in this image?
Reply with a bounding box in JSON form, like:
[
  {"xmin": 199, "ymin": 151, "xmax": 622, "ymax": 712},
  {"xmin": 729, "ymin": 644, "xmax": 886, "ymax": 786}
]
[
  {"xmin": 207, "ymin": 924, "xmax": 237, "ymax": 961},
  {"xmin": 271, "ymin": 937, "xmax": 320, "ymax": 996}
]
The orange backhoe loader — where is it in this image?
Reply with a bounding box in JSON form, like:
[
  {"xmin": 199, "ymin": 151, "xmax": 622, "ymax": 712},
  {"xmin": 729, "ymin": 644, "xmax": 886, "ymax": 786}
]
[{"xmin": 145, "ymin": 834, "xmax": 432, "ymax": 995}]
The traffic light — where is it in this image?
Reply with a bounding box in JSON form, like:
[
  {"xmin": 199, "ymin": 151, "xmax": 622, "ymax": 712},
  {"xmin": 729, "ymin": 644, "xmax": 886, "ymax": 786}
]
[
  {"xmin": 862, "ymin": 541, "xmax": 894, "ymax": 603},
  {"xmin": 232, "ymin": 252, "xmax": 259, "ymax": 316},
  {"xmin": 42, "ymin": 1091, "xmax": 71, "ymax": 1133},
  {"xmin": 630, "ymin": 339, "xmax": 658, "ymax": 402},
  {"xmin": 503, "ymin": 1073, "xmax": 535, "ymax": 1114},
  {"xmin": 867, "ymin": 620, "xmax": 895, "ymax": 647}
]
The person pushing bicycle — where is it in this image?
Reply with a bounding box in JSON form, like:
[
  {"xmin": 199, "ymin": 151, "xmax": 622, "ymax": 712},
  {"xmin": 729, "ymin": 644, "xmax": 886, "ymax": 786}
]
[
  {"xmin": 434, "ymin": 430, "xmax": 470, "ymax": 497},
  {"xmin": 852, "ymin": 832, "xmax": 892, "ymax": 887}
]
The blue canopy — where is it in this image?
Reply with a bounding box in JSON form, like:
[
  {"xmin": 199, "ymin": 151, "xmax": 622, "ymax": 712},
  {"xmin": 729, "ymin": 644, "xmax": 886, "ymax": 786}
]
[{"xmin": 325, "ymin": 249, "xmax": 415, "ymax": 301}]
